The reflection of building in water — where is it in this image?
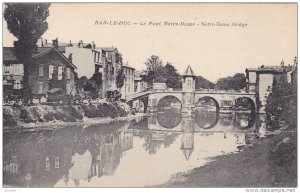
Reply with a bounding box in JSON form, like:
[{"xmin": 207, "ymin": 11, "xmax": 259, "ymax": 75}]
[
  {"xmin": 119, "ymin": 131, "xmax": 133, "ymax": 153},
  {"xmin": 69, "ymin": 150, "xmax": 93, "ymax": 187},
  {"xmin": 3, "ymin": 122, "xmax": 134, "ymax": 188},
  {"xmin": 234, "ymin": 133, "xmax": 246, "ymax": 146},
  {"xmin": 255, "ymin": 114, "xmax": 267, "ymax": 138},
  {"xmin": 3, "ymin": 130, "xmax": 74, "ymax": 187},
  {"xmin": 180, "ymin": 118, "xmax": 195, "ymax": 161},
  {"xmin": 87, "ymin": 130, "xmax": 133, "ymax": 182}
]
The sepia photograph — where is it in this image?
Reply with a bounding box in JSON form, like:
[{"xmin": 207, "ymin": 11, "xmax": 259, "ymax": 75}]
[{"xmin": 1, "ymin": 2, "xmax": 298, "ymax": 190}]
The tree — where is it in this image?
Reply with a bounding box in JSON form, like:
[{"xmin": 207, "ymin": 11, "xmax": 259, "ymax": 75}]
[
  {"xmin": 142, "ymin": 55, "xmax": 165, "ymax": 87},
  {"xmin": 266, "ymin": 77, "xmax": 296, "ymax": 130},
  {"xmin": 142, "ymin": 56, "xmax": 182, "ymax": 89},
  {"xmin": 4, "ymin": 3, "xmax": 51, "ymax": 102},
  {"xmin": 215, "ymin": 73, "xmax": 246, "ymax": 91},
  {"xmin": 116, "ymin": 69, "xmax": 125, "ymax": 88},
  {"xmin": 195, "ymin": 76, "xmax": 215, "ymax": 89},
  {"xmin": 90, "ymin": 72, "xmax": 102, "ymax": 90},
  {"xmin": 164, "ymin": 63, "xmax": 182, "ymax": 89}
]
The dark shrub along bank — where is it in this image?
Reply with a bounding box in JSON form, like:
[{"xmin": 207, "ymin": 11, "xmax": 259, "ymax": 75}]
[{"xmin": 3, "ymin": 102, "xmax": 132, "ymax": 127}]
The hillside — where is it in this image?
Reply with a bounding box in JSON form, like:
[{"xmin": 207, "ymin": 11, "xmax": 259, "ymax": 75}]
[{"xmin": 195, "ymin": 76, "xmax": 215, "ymax": 90}]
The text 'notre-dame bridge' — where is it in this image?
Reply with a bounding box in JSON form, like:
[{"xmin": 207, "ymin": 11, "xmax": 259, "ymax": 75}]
[{"xmin": 126, "ymin": 65, "xmax": 256, "ymax": 114}]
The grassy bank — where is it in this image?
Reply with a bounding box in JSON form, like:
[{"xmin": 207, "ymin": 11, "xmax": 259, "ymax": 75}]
[
  {"xmin": 158, "ymin": 127, "xmax": 297, "ymax": 187},
  {"xmin": 3, "ymin": 102, "xmax": 134, "ymax": 129}
]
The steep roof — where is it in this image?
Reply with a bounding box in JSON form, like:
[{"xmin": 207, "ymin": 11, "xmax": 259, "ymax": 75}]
[
  {"xmin": 3, "ymin": 47, "xmax": 18, "ymax": 61},
  {"xmin": 3, "ymin": 47, "xmax": 76, "ymax": 69},
  {"xmin": 183, "ymin": 65, "xmax": 195, "ymax": 77},
  {"xmin": 33, "ymin": 47, "xmax": 77, "ymax": 69}
]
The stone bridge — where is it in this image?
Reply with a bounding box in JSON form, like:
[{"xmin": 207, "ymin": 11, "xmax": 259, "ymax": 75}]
[
  {"xmin": 127, "ymin": 65, "xmax": 256, "ymax": 114},
  {"xmin": 127, "ymin": 89, "xmax": 256, "ymax": 114}
]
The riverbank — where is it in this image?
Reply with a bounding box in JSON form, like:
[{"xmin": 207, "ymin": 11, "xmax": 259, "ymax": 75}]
[
  {"xmin": 157, "ymin": 126, "xmax": 297, "ymax": 187},
  {"xmin": 3, "ymin": 102, "xmax": 144, "ymax": 132}
]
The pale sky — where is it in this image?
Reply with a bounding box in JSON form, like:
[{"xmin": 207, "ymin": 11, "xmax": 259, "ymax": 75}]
[{"xmin": 3, "ymin": 3, "xmax": 297, "ymax": 82}]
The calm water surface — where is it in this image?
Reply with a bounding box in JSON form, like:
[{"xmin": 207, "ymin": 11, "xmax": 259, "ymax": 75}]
[{"xmin": 3, "ymin": 110, "xmax": 262, "ymax": 187}]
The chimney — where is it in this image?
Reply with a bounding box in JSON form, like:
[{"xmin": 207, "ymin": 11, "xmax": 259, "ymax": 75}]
[
  {"xmin": 92, "ymin": 41, "xmax": 95, "ymax": 49},
  {"xmin": 69, "ymin": 40, "xmax": 72, "ymax": 46},
  {"xmin": 37, "ymin": 38, "xmax": 43, "ymax": 47},
  {"xmin": 280, "ymin": 59, "xmax": 284, "ymax": 67},
  {"xmin": 52, "ymin": 38, "xmax": 58, "ymax": 47},
  {"xmin": 68, "ymin": 53, "xmax": 73, "ymax": 63},
  {"xmin": 78, "ymin": 40, "xmax": 83, "ymax": 48}
]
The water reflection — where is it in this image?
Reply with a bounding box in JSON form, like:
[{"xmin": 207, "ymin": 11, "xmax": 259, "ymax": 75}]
[
  {"xmin": 195, "ymin": 110, "xmax": 219, "ymax": 129},
  {"xmin": 3, "ymin": 110, "xmax": 256, "ymax": 187}
]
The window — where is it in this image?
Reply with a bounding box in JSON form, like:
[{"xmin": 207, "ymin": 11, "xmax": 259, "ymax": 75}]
[
  {"xmin": 66, "ymin": 83, "xmax": 71, "ymax": 94},
  {"xmin": 13, "ymin": 80, "xmax": 22, "ymax": 90},
  {"xmin": 55, "ymin": 157, "xmax": 59, "ymax": 169},
  {"xmin": 39, "ymin": 64, "xmax": 44, "ymax": 77},
  {"xmin": 49, "ymin": 65, "xmax": 54, "ymax": 79},
  {"xmin": 13, "ymin": 64, "xmax": 23, "ymax": 75},
  {"xmin": 66, "ymin": 68, "xmax": 71, "ymax": 80},
  {"xmin": 107, "ymin": 53, "xmax": 112, "ymax": 61},
  {"xmin": 4, "ymin": 64, "xmax": 13, "ymax": 74},
  {"xmin": 105, "ymin": 136, "xmax": 113, "ymax": 144},
  {"xmin": 111, "ymin": 67, "xmax": 114, "ymax": 75},
  {"xmin": 12, "ymin": 163, "xmax": 17, "ymax": 174},
  {"xmin": 58, "ymin": 66, "xmax": 63, "ymax": 80},
  {"xmin": 46, "ymin": 157, "xmax": 50, "ymax": 171},
  {"xmin": 188, "ymin": 79, "xmax": 191, "ymax": 89},
  {"xmin": 38, "ymin": 82, "xmax": 43, "ymax": 94}
]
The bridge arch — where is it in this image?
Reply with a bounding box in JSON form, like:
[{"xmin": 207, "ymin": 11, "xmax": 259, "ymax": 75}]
[
  {"xmin": 195, "ymin": 96, "xmax": 220, "ymax": 113},
  {"xmin": 234, "ymin": 97, "xmax": 256, "ymax": 113},
  {"xmin": 157, "ymin": 95, "xmax": 182, "ymax": 112}
]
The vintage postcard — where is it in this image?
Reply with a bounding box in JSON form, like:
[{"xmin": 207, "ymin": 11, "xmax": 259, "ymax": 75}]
[{"xmin": 2, "ymin": 2, "xmax": 297, "ymax": 190}]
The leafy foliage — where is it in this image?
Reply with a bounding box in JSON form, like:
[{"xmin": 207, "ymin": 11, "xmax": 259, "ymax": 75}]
[
  {"xmin": 4, "ymin": 3, "xmax": 51, "ymax": 101},
  {"xmin": 116, "ymin": 69, "xmax": 125, "ymax": 88},
  {"xmin": 195, "ymin": 76, "xmax": 215, "ymax": 89},
  {"xmin": 142, "ymin": 56, "xmax": 182, "ymax": 89},
  {"xmin": 215, "ymin": 73, "xmax": 246, "ymax": 91},
  {"xmin": 266, "ymin": 77, "xmax": 297, "ymax": 130},
  {"xmin": 77, "ymin": 72, "xmax": 102, "ymax": 97}
]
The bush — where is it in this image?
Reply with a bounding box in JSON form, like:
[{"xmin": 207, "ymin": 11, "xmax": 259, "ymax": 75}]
[{"xmin": 3, "ymin": 107, "xmax": 19, "ymax": 126}]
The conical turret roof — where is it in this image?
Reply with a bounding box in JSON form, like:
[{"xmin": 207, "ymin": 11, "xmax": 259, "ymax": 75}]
[
  {"xmin": 181, "ymin": 149, "xmax": 194, "ymax": 161},
  {"xmin": 183, "ymin": 65, "xmax": 196, "ymax": 77}
]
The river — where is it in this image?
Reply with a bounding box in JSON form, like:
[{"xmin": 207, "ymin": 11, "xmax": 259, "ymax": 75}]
[{"xmin": 3, "ymin": 109, "xmax": 263, "ymax": 187}]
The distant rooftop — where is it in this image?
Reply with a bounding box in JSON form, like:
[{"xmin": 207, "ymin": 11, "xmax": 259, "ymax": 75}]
[{"xmin": 246, "ymin": 65, "xmax": 294, "ymax": 73}]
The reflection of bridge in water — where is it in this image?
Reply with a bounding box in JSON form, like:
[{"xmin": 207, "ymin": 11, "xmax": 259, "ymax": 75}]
[{"xmin": 134, "ymin": 110, "xmax": 256, "ymax": 132}]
